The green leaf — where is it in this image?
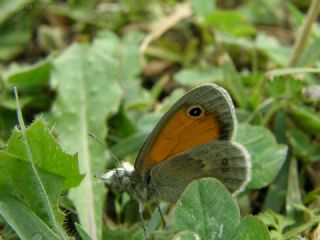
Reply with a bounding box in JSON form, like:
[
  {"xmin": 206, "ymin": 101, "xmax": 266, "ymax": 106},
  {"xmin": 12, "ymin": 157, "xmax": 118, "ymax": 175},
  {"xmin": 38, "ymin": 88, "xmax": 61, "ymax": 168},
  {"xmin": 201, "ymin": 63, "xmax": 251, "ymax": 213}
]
[
  {"xmin": 109, "ymin": 132, "xmax": 148, "ymax": 160},
  {"xmin": 205, "ymin": 10, "xmax": 256, "ymax": 37},
  {"xmin": 240, "ymin": 0, "xmax": 283, "ymax": 25},
  {"xmin": 0, "ymin": 116, "xmax": 81, "ymax": 239},
  {"xmin": 0, "ymin": 17, "xmax": 31, "ymax": 61},
  {"xmin": 0, "ymin": 108, "xmax": 17, "ymax": 140},
  {"xmin": 267, "ymin": 77, "xmax": 286, "ymax": 98},
  {"xmin": 175, "ymin": 68, "xmax": 223, "ymax": 87},
  {"xmin": 289, "ymin": 105, "xmax": 320, "ymax": 134},
  {"xmin": 266, "ymin": 68, "xmax": 320, "ymax": 78},
  {"xmin": 75, "ymin": 223, "xmax": 92, "ymax": 240},
  {"xmin": 233, "ymin": 216, "xmax": 270, "ymax": 240},
  {"xmin": 5, "ymin": 58, "xmax": 52, "ymax": 87},
  {"xmin": 287, "ymin": 129, "xmax": 320, "ymax": 162},
  {"xmin": 137, "ymin": 112, "xmax": 162, "ymax": 133},
  {"xmin": 173, "ymin": 230, "xmax": 200, "ymax": 240},
  {"xmin": 298, "ymin": 37, "xmax": 320, "ymax": 66},
  {"xmin": 50, "ymin": 33, "xmax": 124, "ymax": 239},
  {"xmin": 0, "ymin": 151, "xmax": 65, "ymax": 229},
  {"xmin": 0, "ymin": 0, "xmax": 29, "ymax": 24},
  {"xmin": 192, "ymin": 0, "xmax": 215, "ymax": 18},
  {"xmin": 221, "ymin": 57, "xmax": 248, "ymax": 108},
  {"xmin": 146, "ymin": 202, "xmax": 170, "ymax": 238},
  {"xmin": 267, "ymin": 77, "xmax": 302, "ymax": 99},
  {"xmin": 173, "ymin": 178, "xmax": 240, "ymax": 240},
  {"xmin": 7, "ymin": 119, "xmax": 83, "ymax": 190},
  {"xmin": 262, "ymin": 157, "xmax": 289, "ymax": 213},
  {"xmin": 103, "ymin": 224, "xmax": 143, "ymax": 240},
  {"xmin": 286, "ymin": 158, "xmax": 302, "ymax": 216},
  {"xmin": 235, "ymin": 123, "xmax": 288, "ymax": 189},
  {"xmin": 258, "ymin": 210, "xmax": 294, "ymax": 236},
  {"xmin": 0, "ymin": 193, "xmax": 61, "ymax": 240},
  {"xmin": 255, "ymin": 33, "xmax": 291, "ymax": 66}
]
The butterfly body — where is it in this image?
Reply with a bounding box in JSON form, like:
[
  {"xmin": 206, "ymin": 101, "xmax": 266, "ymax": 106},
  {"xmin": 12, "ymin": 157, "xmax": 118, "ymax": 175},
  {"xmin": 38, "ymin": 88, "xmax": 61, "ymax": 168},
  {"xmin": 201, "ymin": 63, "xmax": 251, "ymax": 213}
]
[
  {"xmin": 104, "ymin": 168, "xmax": 154, "ymax": 202},
  {"xmin": 102, "ymin": 84, "xmax": 251, "ymax": 203}
]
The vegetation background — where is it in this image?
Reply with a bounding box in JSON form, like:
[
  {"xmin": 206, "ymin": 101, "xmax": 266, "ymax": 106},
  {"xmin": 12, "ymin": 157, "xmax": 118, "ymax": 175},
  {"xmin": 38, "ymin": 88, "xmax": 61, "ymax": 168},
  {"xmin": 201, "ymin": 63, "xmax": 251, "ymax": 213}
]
[{"xmin": 0, "ymin": 0, "xmax": 320, "ymax": 239}]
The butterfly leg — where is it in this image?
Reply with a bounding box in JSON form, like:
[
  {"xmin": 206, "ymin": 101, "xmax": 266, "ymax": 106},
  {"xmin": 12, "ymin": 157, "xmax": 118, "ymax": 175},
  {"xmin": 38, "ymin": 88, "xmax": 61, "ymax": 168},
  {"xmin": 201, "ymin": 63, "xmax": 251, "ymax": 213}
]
[
  {"xmin": 156, "ymin": 198, "xmax": 166, "ymax": 228},
  {"xmin": 139, "ymin": 202, "xmax": 148, "ymax": 240}
]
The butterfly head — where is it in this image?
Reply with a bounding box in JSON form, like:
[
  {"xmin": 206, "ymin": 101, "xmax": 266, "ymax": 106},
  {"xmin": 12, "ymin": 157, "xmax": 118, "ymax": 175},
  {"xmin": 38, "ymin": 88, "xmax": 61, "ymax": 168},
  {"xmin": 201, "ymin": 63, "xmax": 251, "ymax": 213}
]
[
  {"xmin": 100, "ymin": 167, "xmax": 135, "ymax": 193},
  {"xmin": 100, "ymin": 165, "xmax": 152, "ymax": 202}
]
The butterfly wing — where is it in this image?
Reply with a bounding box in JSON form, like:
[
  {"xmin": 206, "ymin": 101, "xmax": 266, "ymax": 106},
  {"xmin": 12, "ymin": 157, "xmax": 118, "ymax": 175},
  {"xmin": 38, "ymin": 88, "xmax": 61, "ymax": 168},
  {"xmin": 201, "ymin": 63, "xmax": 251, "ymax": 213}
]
[
  {"xmin": 135, "ymin": 84, "xmax": 236, "ymax": 180},
  {"xmin": 150, "ymin": 141, "xmax": 251, "ymax": 202}
]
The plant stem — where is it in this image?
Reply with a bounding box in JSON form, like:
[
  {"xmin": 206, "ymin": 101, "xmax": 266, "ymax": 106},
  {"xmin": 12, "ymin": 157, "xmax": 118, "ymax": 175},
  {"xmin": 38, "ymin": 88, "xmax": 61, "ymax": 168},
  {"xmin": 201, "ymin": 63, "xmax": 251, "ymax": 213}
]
[
  {"xmin": 288, "ymin": 0, "xmax": 320, "ymax": 67},
  {"xmin": 283, "ymin": 215, "xmax": 320, "ymax": 239}
]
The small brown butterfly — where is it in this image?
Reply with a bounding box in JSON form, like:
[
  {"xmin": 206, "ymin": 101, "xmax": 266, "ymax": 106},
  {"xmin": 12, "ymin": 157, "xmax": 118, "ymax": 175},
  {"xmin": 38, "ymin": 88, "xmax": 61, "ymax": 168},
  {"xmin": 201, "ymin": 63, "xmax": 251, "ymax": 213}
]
[{"xmin": 100, "ymin": 84, "xmax": 251, "ymax": 238}]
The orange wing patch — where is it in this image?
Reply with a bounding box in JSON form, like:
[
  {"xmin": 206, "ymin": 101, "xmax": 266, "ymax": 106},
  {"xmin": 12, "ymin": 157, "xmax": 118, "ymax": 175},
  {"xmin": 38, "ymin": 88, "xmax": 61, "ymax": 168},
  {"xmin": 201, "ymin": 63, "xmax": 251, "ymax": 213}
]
[{"xmin": 147, "ymin": 107, "xmax": 220, "ymax": 167}]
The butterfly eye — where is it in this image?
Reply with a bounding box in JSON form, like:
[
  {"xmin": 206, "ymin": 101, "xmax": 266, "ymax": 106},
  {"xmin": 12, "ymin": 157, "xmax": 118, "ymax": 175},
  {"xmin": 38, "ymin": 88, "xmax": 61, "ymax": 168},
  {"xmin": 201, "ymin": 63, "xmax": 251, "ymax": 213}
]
[{"xmin": 187, "ymin": 105, "xmax": 204, "ymax": 118}]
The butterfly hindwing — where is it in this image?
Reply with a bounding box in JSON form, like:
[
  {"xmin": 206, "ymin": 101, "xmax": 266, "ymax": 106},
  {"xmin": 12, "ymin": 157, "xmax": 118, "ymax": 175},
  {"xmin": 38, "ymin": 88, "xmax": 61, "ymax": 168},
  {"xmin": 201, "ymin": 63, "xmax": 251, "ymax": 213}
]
[{"xmin": 150, "ymin": 141, "xmax": 251, "ymax": 202}]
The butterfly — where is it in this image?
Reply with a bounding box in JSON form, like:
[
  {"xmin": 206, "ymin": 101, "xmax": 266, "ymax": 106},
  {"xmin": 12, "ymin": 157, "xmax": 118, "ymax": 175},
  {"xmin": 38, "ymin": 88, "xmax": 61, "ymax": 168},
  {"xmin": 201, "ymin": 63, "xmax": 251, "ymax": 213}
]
[{"xmin": 100, "ymin": 83, "xmax": 251, "ymax": 236}]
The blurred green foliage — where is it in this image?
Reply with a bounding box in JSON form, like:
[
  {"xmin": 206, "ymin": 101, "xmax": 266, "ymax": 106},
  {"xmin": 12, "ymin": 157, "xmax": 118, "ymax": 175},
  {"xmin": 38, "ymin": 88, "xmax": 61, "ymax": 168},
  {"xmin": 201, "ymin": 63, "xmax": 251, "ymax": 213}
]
[{"xmin": 0, "ymin": 0, "xmax": 320, "ymax": 239}]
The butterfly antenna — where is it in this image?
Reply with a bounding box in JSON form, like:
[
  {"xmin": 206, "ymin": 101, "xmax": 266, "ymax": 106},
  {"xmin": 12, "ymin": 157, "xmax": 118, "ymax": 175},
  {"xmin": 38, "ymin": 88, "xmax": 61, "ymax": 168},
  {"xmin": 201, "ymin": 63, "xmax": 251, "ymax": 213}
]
[{"xmin": 88, "ymin": 133, "xmax": 127, "ymax": 171}]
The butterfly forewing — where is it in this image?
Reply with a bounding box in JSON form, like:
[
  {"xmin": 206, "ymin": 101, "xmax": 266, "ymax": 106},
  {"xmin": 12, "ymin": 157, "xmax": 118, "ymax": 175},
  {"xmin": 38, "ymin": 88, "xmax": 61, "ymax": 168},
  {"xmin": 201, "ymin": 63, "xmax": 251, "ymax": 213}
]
[{"xmin": 134, "ymin": 84, "xmax": 237, "ymax": 180}]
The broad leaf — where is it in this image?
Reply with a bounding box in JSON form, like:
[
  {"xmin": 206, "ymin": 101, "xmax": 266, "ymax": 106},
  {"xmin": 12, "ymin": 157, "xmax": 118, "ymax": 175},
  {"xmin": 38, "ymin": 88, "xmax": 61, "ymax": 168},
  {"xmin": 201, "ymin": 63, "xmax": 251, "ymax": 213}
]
[
  {"xmin": 0, "ymin": 0, "xmax": 29, "ymax": 24},
  {"xmin": 0, "ymin": 151, "xmax": 65, "ymax": 228},
  {"xmin": 236, "ymin": 123, "xmax": 288, "ymax": 189},
  {"xmin": 175, "ymin": 68, "xmax": 223, "ymax": 86},
  {"xmin": 0, "ymin": 118, "xmax": 82, "ymax": 239},
  {"xmin": 173, "ymin": 230, "xmax": 200, "ymax": 240},
  {"xmin": 205, "ymin": 10, "xmax": 256, "ymax": 37},
  {"xmin": 5, "ymin": 58, "xmax": 51, "ymax": 87},
  {"xmin": 50, "ymin": 32, "xmax": 132, "ymax": 240},
  {"xmin": 0, "ymin": 193, "xmax": 61, "ymax": 240},
  {"xmin": 173, "ymin": 178, "xmax": 240, "ymax": 240},
  {"xmin": 7, "ymin": 119, "xmax": 83, "ymax": 190},
  {"xmin": 233, "ymin": 216, "xmax": 270, "ymax": 240}
]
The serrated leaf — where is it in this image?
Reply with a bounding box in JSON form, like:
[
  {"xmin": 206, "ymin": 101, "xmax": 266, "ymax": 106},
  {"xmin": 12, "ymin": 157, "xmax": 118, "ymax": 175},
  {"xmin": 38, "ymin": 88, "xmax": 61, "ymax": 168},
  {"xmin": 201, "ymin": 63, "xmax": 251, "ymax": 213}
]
[
  {"xmin": 0, "ymin": 193, "xmax": 61, "ymax": 240},
  {"xmin": 267, "ymin": 77, "xmax": 302, "ymax": 99},
  {"xmin": 173, "ymin": 178, "xmax": 240, "ymax": 240},
  {"xmin": 50, "ymin": 32, "xmax": 125, "ymax": 240},
  {"xmin": 0, "ymin": 151, "xmax": 65, "ymax": 228},
  {"xmin": 235, "ymin": 123, "xmax": 288, "ymax": 189},
  {"xmin": 6, "ymin": 118, "xmax": 83, "ymax": 190},
  {"xmin": 0, "ymin": 115, "xmax": 83, "ymax": 239},
  {"xmin": 233, "ymin": 216, "xmax": 270, "ymax": 240},
  {"xmin": 258, "ymin": 210, "xmax": 295, "ymax": 234}
]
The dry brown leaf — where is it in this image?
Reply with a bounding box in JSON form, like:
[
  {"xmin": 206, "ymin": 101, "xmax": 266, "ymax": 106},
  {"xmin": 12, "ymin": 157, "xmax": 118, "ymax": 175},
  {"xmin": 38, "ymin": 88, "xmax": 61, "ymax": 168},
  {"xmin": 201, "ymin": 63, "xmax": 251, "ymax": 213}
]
[{"xmin": 140, "ymin": 2, "xmax": 192, "ymax": 55}]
